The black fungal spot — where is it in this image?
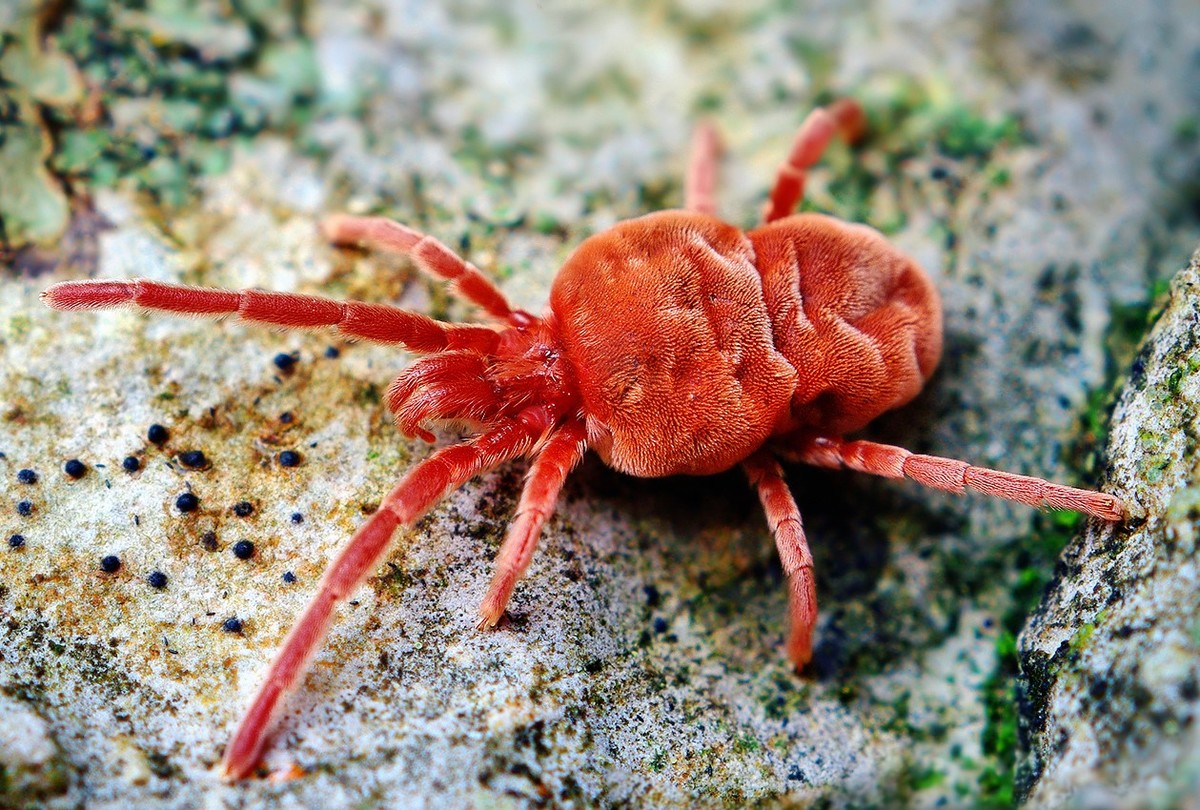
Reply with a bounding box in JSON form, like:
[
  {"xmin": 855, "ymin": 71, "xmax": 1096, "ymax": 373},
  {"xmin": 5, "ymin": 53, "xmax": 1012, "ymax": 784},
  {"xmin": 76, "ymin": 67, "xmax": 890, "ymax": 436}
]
[
  {"xmin": 123, "ymin": 456, "xmax": 141, "ymax": 472},
  {"xmin": 16, "ymin": 501, "xmax": 32, "ymax": 517},
  {"xmin": 8, "ymin": 534, "xmax": 25, "ymax": 549},
  {"xmin": 279, "ymin": 411, "xmax": 294, "ymax": 424},
  {"xmin": 179, "ymin": 450, "xmax": 208, "ymax": 469},
  {"xmin": 64, "ymin": 459, "xmax": 87, "ymax": 478},
  {"xmin": 273, "ymin": 352, "xmax": 298, "ymax": 372},
  {"xmin": 148, "ymin": 424, "xmax": 169, "ymax": 444},
  {"xmin": 17, "ymin": 469, "xmax": 37, "ymax": 484},
  {"xmin": 147, "ymin": 571, "xmax": 168, "ymax": 589},
  {"xmin": 290, "ymin": 512, "xmax": 303, "ymax": 524},
  {"xmin": 101, "ymin": 555, "xmax": 121, "ymax": 573},
  {"xmin": 282, "ymin": 571, "xmax": 296, "ymax": 583},
  {"xmin": 278, "ymin": 451, "xmax": 301, "ymax": 467},
  {"xmin": 201, "ymin": 531, "xmax": 219, "ymax": 551},
  {"xmin": 222, "ymin": 617, "xmax": 243, "ymax": 633},
  {"xmin": 175, "ymin": 493, "xmax": 200, "ymax": 513},
  {"xmin": 324, "ymin": 346, "xmax": 340, "ymax": 359},
  {"xmin": 233, "ymin": 501, "xmax": 254, "ymax": 517},
  {"xmin": 233, "ymin": 540, "xmax": 254, "ymax": 560}
]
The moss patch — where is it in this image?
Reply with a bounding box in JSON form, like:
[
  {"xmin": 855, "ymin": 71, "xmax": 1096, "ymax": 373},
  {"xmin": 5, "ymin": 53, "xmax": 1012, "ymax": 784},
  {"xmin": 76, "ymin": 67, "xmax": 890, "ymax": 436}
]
[
  {"xmin": 0, "ymin": 0, "xmax": 320, "ymax": 252},
  {"xmin": 809, "ymin": 77, "xmax": 1026, "ymax": 236},
  {"xmin": 975, "ymin": 511, "xmax": 1081, "ymax": 807}
]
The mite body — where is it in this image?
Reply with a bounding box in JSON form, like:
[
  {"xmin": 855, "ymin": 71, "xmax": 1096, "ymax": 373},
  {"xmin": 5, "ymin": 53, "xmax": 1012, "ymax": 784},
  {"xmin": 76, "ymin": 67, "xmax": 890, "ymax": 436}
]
[{"xmin": 42, "ymin": 99, "xmax": 1124, "ymax": 779}]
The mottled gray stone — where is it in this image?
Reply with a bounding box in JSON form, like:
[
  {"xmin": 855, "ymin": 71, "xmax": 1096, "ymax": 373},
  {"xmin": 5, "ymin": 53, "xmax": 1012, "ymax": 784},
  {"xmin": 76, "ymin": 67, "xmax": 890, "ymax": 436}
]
[
  {"xmin": 1, "ymin": 1, "xmax": 1199, "ymax": 808},
  {"xmin": 0, "ymin": 689, "xmax": 69, "ymax": 802},
  {"xmin": 1020, "ymin": 250, "xmax": 1200, "ymax": 809}
]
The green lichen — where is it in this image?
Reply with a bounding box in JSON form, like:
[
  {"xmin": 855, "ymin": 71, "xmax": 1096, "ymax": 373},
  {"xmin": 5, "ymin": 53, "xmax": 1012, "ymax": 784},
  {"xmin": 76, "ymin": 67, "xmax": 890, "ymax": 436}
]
[
  {"xmin": 1066, "ymin": 609, "xmax": 1106, "ymax": 657},
  {"xmin": 0, "ymin": 86, "xmax": 72, "ymax": 247},
  {"xmin": 1, "ymin": 0, "xmax": 320, "ymax": 249},
  {"xmin": 0, "ymin": 6, "xmax": 85, "ymax": 248},
  {"xmin": 975, "ymin": 510, "xmax": 1081, "ymax": 808},
  {"xmin": 1174, "ymin": 116, "xmax": 1199, "ymax": 145},
  {"xmin": 1068, "ymin": 278, "xmax": 1172, "ymax": 475},
  {"xmin": 933, "ymin": 107, "xmax": 1022, "ymax": 160},
  {"xmin": 907, "ymin": 763, "xmax": 946, "ymax": 791},
  {"xmin": 732, "ymin": 732, "xmax": 759, "ymax": 754},
  {"xmin": 811, "ymin": 77, "xmax": 1026, "ymax": 236}
]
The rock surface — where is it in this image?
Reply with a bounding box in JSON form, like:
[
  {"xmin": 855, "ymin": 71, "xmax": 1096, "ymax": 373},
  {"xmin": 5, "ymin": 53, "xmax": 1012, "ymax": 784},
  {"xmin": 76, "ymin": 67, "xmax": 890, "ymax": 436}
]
[
  {"xmin": 1, "ymin": 0, "xmax": 1198, "ymax": 807},
  {"xmin": 1020, "ymin": 250, "xmax": 1200, "ymax": 808}
]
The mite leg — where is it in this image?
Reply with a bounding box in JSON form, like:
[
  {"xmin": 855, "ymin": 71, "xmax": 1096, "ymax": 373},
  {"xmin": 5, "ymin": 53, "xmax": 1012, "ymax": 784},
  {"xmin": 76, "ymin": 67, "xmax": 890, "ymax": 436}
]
[
  {"xmin": 783, "ymin": 435, "xmax": 1125, "ymax": 522},
  {"xmin": 385, "ymin": 352, "xmax": 495, "ymax": 442},
  {"xmin": 43, "ymin": 279, "xmax": 502, "ymax": 355},
  {"xmin": 322, "ymin": 215, "xmax": 535, "ymax": 327},
  {"xmin": 219, "ymin": 411, "xmax": 551, "ymax": 780},
  {"xmin": 743, "ymin": 450, "xmax": 817, "ymax": 671},
  {"xmin": 478, "ymin": 420, "xmax": 589, "ymax": 628},
  {"xmin": 762, "ymin": 98, "xmax": 866, "ymax": 224},
  {"xmin": 684, "ymin": 121, "xmax": 722, "ymax": 217}
]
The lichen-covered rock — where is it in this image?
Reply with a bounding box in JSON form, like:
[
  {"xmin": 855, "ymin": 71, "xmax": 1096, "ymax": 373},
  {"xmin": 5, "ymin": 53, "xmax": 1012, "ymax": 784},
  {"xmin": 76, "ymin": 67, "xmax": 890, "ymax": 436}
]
[
  {"xmin": 0, "ymin": 6, "xmax": 83, "ymax": 247},
  {"xmin": 1019, "ymin": 250, "xmax": 1200, "ymax": 808},
  {"xmin": 1, "ymin": 1, "xmax": 1198, "ymax": 808}
]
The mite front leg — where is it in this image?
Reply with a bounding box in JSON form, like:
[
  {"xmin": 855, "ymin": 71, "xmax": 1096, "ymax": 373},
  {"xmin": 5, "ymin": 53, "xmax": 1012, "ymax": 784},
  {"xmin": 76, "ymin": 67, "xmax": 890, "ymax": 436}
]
[
  {"xmin": 43, "ymin": 279, "xmax": 503, "ymax": 354},
  {"xmin": 322, "ymin": 215, "xmax": 535, "ymax": 327},
  {"xmin": 478, "ymin": 420, "xmax": 589, "ymax": 627},
  {"xmin": 684, "ymin": 121, "xmax": 722, "ymax": 217},
  {"xmin": 743, "ymin": 450, "xmax": 817, "ymax": 671},
  {"xmin": 219, "ymin": 412, "xmax": 550, "ymax": 781},
  {"xmin": 784, "ymin": 435, "xmax": 1126, "ymax": 522},
  {"xmin": 762, "ymin": 98, "xmax": 866, "ymax": 224}
]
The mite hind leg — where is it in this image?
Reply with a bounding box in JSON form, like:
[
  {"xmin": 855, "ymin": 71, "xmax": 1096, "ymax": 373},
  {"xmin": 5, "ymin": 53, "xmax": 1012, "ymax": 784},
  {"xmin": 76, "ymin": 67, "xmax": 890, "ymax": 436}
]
[
  {"xmin": 322, "ymin": 215, "xmax": 534, "ymax": 327},
  {"xmin": 478, "ymin": 421, "xmax": 589, "ymax": 627},
  {"xmin": 782, "ymin": 434, "xmax": 1126, "ymax": 522},
  {"xmin": 685, "ymin": 121, "xmax": 722, "ymax": 217},
  {"xmin": 219, "ymin": 412, "xmax": 548, "ymax": 780},
  {"xmin": 743, "ymin": 450, "xmax": 817, "ymax": 671},
  {"xmin": 762, "ymin": 98, "xmax": 866, "ymax": 224}
]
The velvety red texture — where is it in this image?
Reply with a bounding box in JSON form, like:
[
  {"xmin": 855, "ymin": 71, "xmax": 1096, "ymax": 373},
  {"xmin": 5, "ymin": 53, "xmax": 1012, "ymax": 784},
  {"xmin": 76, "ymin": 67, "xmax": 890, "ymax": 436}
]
[
  {"xmin": 749, "ymin": 213, "xmax": 943, "ymax": 437},
  {"xmin": 550, "ymin": 211, "xmax": 797, "ymax": 476}
]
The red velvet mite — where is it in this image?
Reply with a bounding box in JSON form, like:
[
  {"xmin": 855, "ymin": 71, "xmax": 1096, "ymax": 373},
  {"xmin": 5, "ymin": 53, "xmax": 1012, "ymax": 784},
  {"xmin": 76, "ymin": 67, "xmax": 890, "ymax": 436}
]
[{"xmin": 42, "ymin": 99, "xmax": 1125, "ymax": 779}]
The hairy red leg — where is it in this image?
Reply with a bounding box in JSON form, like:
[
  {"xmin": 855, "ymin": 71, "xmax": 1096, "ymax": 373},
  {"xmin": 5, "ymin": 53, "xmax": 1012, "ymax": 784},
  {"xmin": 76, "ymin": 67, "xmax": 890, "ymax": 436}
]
[
  {"xmin": 218, "ymin": 409, "xmax": 553, "ymax": 780},
  {"xmin": 685, "ymin": 121, "xmax": 722, "ymax": 217},
  {"xmin": 743, "ymin": 450, "xmax": 817, "ymax": 671},
  {"xmin": 478, "ymin": 419, "xmax": 589, "ymax": 628},
  {"xmin": 783, "ymin": 435, "xmax": 1125, "ymax": 522},
  {"xmin": 322, "ymin": 215, "xmax": 535, "ymax": 327},
  {"xmin": 762, "ymin": 98, "xmax": 867, "ymax": 224},
  {"xmin": 42, "ymin": 279, "xmax": 502, "ymax": 354}
]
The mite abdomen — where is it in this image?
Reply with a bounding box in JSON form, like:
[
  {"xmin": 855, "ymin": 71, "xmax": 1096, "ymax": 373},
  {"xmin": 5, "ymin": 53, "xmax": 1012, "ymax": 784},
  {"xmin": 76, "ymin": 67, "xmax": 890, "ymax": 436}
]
[{"xmin": 749, "ymin": 213, "xmax": 943, "ymax": 437}]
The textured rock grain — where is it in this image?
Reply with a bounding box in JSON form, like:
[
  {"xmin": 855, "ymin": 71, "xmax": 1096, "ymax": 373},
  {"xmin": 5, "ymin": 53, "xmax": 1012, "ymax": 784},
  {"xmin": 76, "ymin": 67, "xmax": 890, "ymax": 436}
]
[
  {"xmin": 1, "ymin": 0, "xmax": 1198, "ymax": 808},
  {"xmin": 1020, "ymin": 250, "xmax": 1200, "ymax": 808}
]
